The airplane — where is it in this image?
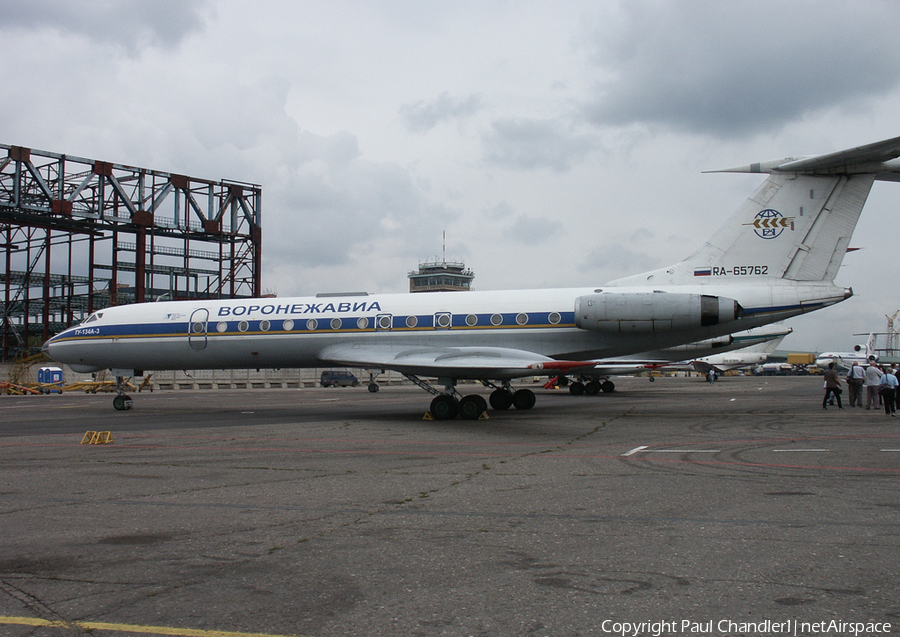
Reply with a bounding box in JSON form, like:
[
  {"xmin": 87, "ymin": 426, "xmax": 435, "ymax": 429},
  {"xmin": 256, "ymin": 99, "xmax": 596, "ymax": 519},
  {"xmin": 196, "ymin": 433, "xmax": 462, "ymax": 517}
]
[
  {"xmin": 550, "ymin": 324, "xmax": 792, "ymax": 392},
  {"xmin": 686, "ymin": 329, "xmax": 789, "ymax": 375},
  {"xmin": 814, "ymin": 333, "xmax": 879, "ymax": 371},
  {"xmin": 626, "ymin": 325, "xmax": 792, "ymax": 378},
  {"xmin": 44, "ymin": 135, "xmax": 900, "ymax": 419}
]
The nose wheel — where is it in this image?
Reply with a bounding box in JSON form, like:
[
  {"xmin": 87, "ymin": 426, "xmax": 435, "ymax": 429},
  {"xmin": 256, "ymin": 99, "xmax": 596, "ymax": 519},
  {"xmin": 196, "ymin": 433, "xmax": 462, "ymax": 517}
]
[{"xmin": 113, "ymin": 375, "xmax": 134, "ymax": 411}]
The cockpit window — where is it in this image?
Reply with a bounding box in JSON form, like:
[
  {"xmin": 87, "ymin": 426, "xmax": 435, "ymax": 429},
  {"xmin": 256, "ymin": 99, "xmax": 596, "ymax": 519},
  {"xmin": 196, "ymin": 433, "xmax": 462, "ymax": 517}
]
[{"xmin": 83, "ymin": 312, "xmax": 103, "ymax": 324}]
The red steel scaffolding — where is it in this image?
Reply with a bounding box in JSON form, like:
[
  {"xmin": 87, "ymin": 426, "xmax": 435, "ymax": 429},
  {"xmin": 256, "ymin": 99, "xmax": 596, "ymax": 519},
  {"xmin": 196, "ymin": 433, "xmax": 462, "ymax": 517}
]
[{"xmin": 0, "ymin": 144, "xmax": 262, "ymax": 361}]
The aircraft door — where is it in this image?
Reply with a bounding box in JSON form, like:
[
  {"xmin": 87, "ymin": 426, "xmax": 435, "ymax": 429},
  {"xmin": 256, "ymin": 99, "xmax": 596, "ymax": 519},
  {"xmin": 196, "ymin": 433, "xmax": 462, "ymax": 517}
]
[{"xmin": 189, "ymin": 308, "xmax": 209, "ymax": 350}]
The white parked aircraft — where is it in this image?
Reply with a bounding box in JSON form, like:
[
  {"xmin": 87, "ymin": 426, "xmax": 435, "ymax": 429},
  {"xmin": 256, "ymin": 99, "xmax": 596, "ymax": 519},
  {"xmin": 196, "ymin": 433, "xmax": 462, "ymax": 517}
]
[
  {"xmin": 688, "ymin": 329, "xmax": 790, "ymax": 375},
  {"xmin": 553, "ymin": 324, "xmax": 792, "ymax": 392},
  {"xmin": 45, "ymin": 136, "xmax": 900, "ymax": 418},
  {"xmin": 634, "ymin": 325, "xmax": 792, "ymax": 377},
  {"xmin": 815, "ymin": 333, "xmax": 879, "ymax": 371}
]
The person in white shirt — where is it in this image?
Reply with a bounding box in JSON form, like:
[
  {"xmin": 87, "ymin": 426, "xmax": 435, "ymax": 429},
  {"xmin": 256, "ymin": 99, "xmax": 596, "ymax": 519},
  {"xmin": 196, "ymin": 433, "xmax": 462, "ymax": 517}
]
[
  {"xmin": 865, "ymin": 363, "xmax": 884, "ymax": 410},
  {"xmin": 847, "ymin": 362, "xmax": 866, "ymax": 407}
]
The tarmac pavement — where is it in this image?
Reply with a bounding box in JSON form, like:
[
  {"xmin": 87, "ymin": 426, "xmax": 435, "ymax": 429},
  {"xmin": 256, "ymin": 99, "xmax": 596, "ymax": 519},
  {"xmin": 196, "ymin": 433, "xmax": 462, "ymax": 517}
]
[{"xmin": 1, "ymin": 375, "xmax": 899, "ymax": 637}]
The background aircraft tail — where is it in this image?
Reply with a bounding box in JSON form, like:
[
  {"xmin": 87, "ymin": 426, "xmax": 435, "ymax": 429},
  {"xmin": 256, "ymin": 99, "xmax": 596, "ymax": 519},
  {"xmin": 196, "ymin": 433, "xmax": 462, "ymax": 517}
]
[
  {"xmin": 855, "ymin": 332, "xmax": 878, "ymax": 361},
  {"xmin": 609, "ymin": 136, "xmax": 900, "ymax": 287}
]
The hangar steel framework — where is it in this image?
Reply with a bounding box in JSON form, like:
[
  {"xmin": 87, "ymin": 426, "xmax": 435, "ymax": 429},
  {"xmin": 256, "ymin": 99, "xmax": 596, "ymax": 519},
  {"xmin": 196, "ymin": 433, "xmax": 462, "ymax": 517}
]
[{"xmin": 0, "ymin": 144, "xmax": 262, "ymax": 361}]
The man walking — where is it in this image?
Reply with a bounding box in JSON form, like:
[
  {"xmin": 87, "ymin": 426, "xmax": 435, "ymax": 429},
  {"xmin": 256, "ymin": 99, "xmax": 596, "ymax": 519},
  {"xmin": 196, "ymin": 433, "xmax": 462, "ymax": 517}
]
[
  {"xmin": 865, "ymin": 362, "xmax": 884, "ymax": 410},
  {"xmin": 847, "ymin": 362, "xmax": 866, "ymax": 407},
  {"xmin": 823, "ymin": 362, "xmax": 843, "ymax": 410},
  {"xmin": 880, "ymin": 367, "xmax": 898, "ymax": 416}
]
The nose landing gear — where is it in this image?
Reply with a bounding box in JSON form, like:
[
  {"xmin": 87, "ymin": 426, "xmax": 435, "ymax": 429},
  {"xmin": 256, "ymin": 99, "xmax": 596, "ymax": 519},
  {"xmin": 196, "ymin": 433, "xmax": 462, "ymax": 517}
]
[{"xmin": 113, "ymin": 375, "xmax": 134, "ymax": 411}]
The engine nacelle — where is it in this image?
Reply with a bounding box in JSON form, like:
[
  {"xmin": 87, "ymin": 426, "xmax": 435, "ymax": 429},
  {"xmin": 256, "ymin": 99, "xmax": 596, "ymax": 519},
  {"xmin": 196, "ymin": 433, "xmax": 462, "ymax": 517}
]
[
  {"xmin": 574, "ymin": 292, "xmax": 741, "ymax": 332},
  {"xmin": 664, "ymin": 335, "xmax": 734, "ymax": 353}
]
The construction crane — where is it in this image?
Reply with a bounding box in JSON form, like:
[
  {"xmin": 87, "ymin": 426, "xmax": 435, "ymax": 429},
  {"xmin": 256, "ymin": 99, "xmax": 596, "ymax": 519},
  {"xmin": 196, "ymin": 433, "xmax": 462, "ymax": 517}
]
[{"xmin": 887, "ymin": 310, "xmax": 899, "ymax": 357}]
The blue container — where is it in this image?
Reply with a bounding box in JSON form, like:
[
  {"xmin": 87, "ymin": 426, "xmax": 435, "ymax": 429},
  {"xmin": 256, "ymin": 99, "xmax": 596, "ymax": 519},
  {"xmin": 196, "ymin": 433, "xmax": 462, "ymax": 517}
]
[{"xmin": 38, "ymin": 366, "xmax": 64, "ymax": 391}]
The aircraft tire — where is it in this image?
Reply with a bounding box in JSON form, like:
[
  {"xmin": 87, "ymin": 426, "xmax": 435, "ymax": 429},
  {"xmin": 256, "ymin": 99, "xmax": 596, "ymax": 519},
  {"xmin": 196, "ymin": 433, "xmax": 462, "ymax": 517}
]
[
  {"xmin": 430, "ymin": 395, "xmax": 459, "ymax": 420},
  {"xmin": 584, "ymin": 381, "xmax": 600, "ymax": 395},
  {"xmin": 512, "ymin": 388, "xmax": 536, "ymax": 410},
  {"xmin": 459, "ymin": 395, "xmax": 488, "ymax": 420},
  {"xmin": 601, "ymin": 380, "xmax": 615, "ymax": 393},
  {"xmin": 569, "ymin": 382, "xmax": 584, "ymax": 396},
  {"xmin": 368, "ymin": 383, "xmax": 379, "ymax": 393},
  {"xmin": 489, "ymin": 388, "xmax": 513, "ymax": 410},
  {"xmin": 113, "ymin": 395, "xmax": 132, "ymax": 411}
]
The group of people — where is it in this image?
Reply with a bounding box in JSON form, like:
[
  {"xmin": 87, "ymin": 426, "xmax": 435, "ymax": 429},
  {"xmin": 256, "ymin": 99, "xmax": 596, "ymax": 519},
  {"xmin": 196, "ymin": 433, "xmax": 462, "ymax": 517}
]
[{"xmin": 823, "ymin": 360, "xmax": 900, "ymax": 415}]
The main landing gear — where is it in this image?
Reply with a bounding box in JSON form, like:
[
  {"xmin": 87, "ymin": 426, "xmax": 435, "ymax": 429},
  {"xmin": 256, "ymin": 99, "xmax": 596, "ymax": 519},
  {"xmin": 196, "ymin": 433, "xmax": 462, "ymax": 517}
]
[
  {"xmin": 566, "ymin": 378, "xmax": 615, "ymax": 396},
  {"xmin": 402, "ymin": 375, "xmax": 536, "ymax": 421},
  {"xmin": 428, "ymin": 388, "xmax": 536, "ymax": 421}
]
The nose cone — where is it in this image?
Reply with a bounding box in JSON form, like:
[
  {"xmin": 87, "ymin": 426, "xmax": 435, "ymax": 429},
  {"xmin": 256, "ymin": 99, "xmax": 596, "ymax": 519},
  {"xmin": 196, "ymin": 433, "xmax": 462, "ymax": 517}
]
[
  {"xmin": 42, "ymin": 336, "xmax": 55, "ymax": 360},
  {"xmin": 42, "ymin": 331, "xmax": 103, "ymax": 373}
]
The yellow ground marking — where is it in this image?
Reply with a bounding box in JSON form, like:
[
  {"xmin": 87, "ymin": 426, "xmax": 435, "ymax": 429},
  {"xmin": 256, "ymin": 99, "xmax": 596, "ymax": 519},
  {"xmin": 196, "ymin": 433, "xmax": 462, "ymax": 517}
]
[{"xmin": 0, "ymin": 616, "xmax": 310, "ymax": 637}]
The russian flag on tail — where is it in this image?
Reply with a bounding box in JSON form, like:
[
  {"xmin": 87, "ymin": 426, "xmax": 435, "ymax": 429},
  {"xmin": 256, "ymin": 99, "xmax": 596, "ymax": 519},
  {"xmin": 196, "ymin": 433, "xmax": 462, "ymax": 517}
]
[{"xmin": 694, "ymin": 267, "xmax": 712, "ymax": 277}]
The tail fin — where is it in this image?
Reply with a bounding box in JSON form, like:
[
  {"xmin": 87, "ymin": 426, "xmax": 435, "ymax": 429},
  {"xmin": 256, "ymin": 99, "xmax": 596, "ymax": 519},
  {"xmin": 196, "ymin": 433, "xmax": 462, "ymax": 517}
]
[
  {"xmin": 758, "ymin": 333, "xmax": 789, "ymax": 355},
  {"xmin": 857, "ymin": 333, "xmax": 878, "ymax": 361},
  {"xmin": 609, "ymin": 136, "xmax": 900, "ymax": 286}
]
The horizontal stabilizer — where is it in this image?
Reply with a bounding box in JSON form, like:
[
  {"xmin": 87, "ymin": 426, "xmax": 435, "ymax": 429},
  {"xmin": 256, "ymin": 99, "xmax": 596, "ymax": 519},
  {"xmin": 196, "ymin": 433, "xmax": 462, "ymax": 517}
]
[{"xmin": 708, "ymin": 135, "xmax": 900, "ymax": 182}]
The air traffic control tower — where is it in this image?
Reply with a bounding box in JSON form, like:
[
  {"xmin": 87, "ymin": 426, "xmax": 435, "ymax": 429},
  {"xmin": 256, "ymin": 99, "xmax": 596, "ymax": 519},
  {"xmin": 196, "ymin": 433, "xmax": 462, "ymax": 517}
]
[{"xmin": 408, "ymin": 258, "xmax": 474, "ymax": 293}]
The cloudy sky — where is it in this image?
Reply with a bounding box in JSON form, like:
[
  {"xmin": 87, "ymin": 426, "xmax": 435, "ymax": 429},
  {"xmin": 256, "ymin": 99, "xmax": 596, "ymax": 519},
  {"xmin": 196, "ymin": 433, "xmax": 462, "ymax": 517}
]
[{"xmin": 2, "ymin": 0, "xmax": 900, "ymax": 353}]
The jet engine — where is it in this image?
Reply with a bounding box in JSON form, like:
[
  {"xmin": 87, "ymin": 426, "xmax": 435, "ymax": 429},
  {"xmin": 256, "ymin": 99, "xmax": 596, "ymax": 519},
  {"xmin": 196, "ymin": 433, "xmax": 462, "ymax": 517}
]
[
  {"xmin": 574, "ymin": 292, "xmax": 741, "ymax": 332},
  {"xmin": 853, "ymin": 342, "xmax": 879, "ymax": 362},
  {"xmin": 664, "ymin": 335, "xmax": 734, "ymax": 352}
]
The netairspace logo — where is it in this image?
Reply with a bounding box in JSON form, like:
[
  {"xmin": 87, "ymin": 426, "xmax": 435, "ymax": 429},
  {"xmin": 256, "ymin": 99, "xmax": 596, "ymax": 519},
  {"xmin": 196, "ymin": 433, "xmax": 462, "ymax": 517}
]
[{"xmin": 599, "ymin": 619, "xmax": 891, "ymax": 637}]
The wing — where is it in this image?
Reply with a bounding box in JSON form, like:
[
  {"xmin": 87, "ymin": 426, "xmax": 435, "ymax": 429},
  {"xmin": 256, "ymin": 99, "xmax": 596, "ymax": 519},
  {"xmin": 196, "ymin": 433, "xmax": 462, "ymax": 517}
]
[
  {"xmin": 543, "ymin": 358, "xmax": 671, "ymax": 376},
  {"xmin": 319, "ymin": 344, "xmax": 580, "ymax": 380}
]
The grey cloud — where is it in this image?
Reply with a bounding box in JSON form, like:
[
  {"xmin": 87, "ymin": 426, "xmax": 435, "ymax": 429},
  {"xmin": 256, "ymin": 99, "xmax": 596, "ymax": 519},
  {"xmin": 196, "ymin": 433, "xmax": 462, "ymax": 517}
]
[
  {"xmin": 399, "ymin": 92, "xmax": 484, "ymax": 133},
  {"xmin": 579, "ymin": 244, "xmax": 659, "ymax": 282},
  {"xmin": 504, "ymin": 213, "xmax": 563, "ymax": 246},
  {"xmin": 483, "ymin": 117, "xmax": 598, "ymax": 172},
  {"xmin": 0, "ymin": 0, "xmax": 208, "ymax": 52},
  {"xmin": 267, "ymin": 150, "xmax": 442, "ymax": 269},
  {"xmin": 581, "ymin": 1, "xmax": 900, "ymax": 137}
]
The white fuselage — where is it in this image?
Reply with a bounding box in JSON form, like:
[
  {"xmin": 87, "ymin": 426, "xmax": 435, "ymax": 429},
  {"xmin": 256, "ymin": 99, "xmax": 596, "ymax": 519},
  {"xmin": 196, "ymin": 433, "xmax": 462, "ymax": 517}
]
[{"xmin": 46, "ymin": 280, "xmax": 847, "ymax": 379}]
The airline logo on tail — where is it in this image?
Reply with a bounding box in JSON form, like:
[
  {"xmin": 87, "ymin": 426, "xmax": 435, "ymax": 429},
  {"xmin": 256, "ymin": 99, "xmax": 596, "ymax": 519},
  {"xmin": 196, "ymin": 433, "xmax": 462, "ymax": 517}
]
[{"xmin": 744, "ymin": 209, "xmax": 794, "ymax": 239}]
